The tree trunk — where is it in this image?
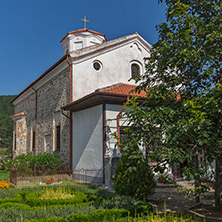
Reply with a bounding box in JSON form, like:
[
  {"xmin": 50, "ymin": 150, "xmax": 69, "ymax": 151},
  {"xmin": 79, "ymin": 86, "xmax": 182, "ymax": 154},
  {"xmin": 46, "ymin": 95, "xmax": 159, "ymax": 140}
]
[
  {"xmin": 215, "ymin": 156, "xmax": 222, "ymax": 211},
  {"xmin": 194, "ymin": 154, "xmax": 200, "ymax": 203}
]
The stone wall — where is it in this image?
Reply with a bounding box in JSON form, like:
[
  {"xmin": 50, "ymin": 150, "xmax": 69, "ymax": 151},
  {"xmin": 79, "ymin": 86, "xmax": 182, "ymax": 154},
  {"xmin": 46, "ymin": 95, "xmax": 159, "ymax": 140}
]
[{"xmin": 14, "ymin": 67, "xmax": 70, "ymax": 166}]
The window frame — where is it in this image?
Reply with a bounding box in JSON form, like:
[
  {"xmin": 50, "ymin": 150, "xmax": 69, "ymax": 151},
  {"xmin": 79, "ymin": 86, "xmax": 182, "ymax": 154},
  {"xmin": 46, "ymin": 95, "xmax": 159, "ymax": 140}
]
[
  {"xmin": 55, "ymin": 124, "xmax": 61, "ymax": 152},
  {"xmin": 93, "ymin": 60, "xmax": 102, "ymax": 72},
  {"xmin": 130, "ymin": 60, "xmax": 142, "ymax": 80}
]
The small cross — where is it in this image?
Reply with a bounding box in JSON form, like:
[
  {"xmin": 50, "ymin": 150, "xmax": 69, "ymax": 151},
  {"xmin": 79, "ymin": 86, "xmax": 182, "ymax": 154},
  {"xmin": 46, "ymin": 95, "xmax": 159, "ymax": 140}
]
[{"xmin": 81, "ymin": 16, "xmax": 89, "ymax": 30}]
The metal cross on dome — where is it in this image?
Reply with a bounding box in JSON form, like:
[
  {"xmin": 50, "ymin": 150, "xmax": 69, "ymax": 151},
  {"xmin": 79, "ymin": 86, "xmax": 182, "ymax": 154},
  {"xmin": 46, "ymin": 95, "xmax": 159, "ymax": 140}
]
[{"xmin": 81, "ymin": 16, "xmax": 89, "ymax": 30}]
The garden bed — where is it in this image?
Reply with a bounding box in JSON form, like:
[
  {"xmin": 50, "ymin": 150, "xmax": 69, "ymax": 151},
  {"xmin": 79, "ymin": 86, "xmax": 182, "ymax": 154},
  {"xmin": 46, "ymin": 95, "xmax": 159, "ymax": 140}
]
[
  {"xmin": 15, "ymin": 174, "xmax": 70, "ymax": 185},
  {"xmin": 0, "ymin": 183, "xmax": 207, "ymax": 222}
]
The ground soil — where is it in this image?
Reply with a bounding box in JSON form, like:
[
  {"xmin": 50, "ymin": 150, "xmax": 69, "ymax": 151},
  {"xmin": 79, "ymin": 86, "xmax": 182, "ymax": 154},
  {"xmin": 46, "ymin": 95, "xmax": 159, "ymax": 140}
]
[{"xmin": 147, "ymin": 181, "xmax": 222, "ymax": 221}]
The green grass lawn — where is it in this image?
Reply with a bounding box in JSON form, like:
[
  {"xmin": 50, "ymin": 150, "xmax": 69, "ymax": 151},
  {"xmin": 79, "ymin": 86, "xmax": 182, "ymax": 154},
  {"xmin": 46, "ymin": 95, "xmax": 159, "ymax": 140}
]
[{"xmin": 0, "ymin": 171, "xmax": 10, "ymax": 181}]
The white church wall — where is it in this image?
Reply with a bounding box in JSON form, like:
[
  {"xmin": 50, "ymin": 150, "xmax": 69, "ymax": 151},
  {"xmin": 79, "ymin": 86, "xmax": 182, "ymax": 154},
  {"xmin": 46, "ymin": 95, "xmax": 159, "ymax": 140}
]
[
  {"xmin": 72, "ymin": 41, "xmax": 149, "ymax": 101},
  {"xmin": 72, "ymin": 104, "xmax": 103, "ymax": 183}
]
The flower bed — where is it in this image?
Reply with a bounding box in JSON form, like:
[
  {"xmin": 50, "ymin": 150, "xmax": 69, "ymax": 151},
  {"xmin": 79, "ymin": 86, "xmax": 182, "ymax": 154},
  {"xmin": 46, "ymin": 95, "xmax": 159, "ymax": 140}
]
[
  {"xmin": 0, "ymin": 180, "xmax": 13, "ymax": 189},
  {"xmin": 40, "ymin": 177, "xmax": 62, "ymax": 185}
]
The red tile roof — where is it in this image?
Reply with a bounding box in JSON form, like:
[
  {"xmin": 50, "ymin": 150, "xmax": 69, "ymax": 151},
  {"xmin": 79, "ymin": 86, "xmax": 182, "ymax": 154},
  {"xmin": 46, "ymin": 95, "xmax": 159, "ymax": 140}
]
[
  {"xmin": 60, "ymin": 29, "xmax": 107, "ymax": 42},
  {"xmin": 10, "ymin": 112, "xmax": 26, "ymax": 118},
  {"xmin": 97, "ymin": 83, "xmax": 147, "ymax": 98},
  {"xmin": 97, "ymin": 83, "xmax": 180, "ymax": 100}
]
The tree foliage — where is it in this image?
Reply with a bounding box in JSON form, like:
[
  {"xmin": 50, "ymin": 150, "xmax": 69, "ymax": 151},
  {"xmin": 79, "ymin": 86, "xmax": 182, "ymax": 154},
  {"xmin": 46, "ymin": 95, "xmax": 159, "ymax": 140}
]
[
  {"xmin": 0, "ymin": 95, "xmax": 16, "ymax": 155},
  {"xmin": 123, "ymin": 0, "xmax": 222, "ymax": 209}
]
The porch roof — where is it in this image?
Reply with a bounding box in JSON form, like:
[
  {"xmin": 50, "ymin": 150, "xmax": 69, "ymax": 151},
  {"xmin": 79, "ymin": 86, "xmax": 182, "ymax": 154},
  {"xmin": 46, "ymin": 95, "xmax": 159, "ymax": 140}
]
[{"xmin": 62, "ymin": 83, "xmax": 146, "ymax": 112}]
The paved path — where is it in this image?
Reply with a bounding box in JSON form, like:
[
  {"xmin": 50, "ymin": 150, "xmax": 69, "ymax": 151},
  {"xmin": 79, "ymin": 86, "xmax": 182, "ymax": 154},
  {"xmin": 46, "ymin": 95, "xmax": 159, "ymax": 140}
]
[{"xmin": 148, "ymin": 181, "xmax": 214, "ymax": 213}]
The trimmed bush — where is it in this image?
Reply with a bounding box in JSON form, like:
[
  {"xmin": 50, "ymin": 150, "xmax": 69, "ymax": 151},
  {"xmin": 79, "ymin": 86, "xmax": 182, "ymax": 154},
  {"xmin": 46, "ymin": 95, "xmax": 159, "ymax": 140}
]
[
  {"xmin": 114, "ymin": 146, "xmax": 156, "ymax": 200},
  {"xmin": 25, "ymin": 191, "xmax": 88, "ymax": 207},
  {"xmin": 89, "ymin": 209, "xmax": 128, "ymax": 221},
  {"xmin": 128, "ymin": 203, "xmax": 152, "ymax": 216},
  {"xmin": 24, "ymin": 218, "xmax": 68, "ymax": 222},
  {"xmin": 0, "ymin": 202, "xmax": 31, "ymax": 210},
  {"xmin": 69, "ymin": 209, "xmax": 128, "ymax": 222},
  {"xmin": 68, "ymin": 213, "xmax": 88, "ymax": 222},
  {"xmin": 0, "ymin": 196, "xmax": 22, "ymax": 205}
]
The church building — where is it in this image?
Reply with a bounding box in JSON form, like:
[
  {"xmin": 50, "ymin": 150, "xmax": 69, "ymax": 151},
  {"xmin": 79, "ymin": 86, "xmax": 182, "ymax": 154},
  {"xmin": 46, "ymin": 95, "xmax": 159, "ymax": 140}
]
[{"xmin": 10, "ymin": 28, "xmax": 151, "ymax": 186}]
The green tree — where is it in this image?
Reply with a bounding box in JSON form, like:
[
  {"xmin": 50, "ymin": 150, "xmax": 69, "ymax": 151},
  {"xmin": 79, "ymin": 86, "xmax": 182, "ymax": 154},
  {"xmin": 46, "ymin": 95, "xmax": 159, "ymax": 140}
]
[
  {"xmin": 0, "ymin": 95, "xmax": 16, "ymax": 156},
  {"xmin": 123, "ymin": 0, "xmax": 222, "ymax": 209}
]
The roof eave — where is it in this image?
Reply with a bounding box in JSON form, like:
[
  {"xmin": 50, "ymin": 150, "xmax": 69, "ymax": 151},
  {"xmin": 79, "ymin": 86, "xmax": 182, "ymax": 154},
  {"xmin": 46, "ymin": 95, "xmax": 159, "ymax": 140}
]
[{"xmin": 62, "ymin": 92, "xmax": 145, "ymax": 112}]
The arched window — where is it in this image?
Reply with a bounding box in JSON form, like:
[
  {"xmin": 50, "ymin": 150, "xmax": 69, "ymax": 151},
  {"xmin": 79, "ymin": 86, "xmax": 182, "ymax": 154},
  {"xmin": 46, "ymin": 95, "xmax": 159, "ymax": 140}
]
[{"xmin": 131, "ymin": 63, "xmax": 140, "ymax": 79}]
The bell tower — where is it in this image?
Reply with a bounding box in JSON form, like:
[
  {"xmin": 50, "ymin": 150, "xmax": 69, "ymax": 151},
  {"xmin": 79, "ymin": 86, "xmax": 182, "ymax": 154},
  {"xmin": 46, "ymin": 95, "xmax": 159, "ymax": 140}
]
[{"xmin": 60, "ymin": 29, "xmax": 107, "ymax": 55}]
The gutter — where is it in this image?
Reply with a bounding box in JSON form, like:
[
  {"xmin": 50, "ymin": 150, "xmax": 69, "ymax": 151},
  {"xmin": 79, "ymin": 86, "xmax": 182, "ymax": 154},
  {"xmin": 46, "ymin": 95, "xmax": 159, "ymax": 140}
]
[
  {"xmin": 61, "ymin": 55, "xmax": 73, "ymax": 171},
  {"xmin": 102, "ymin": 104, "xmax": 106, "ymax": 184},
  {"xmin": 31, "ymin": 87, "xmax": 37, "ymax": 155}
]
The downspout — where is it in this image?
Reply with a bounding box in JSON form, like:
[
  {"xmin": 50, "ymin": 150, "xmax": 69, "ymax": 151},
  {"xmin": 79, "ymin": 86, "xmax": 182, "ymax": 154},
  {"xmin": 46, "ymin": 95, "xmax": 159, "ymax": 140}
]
[
  {"xmin": 117, "ymin": 96, "xmax": 130, "ymax": 151},
  {"xmin": 65, "ymin": 55, "xmax": 73, "ymax": 171},
  {"xmin": 31, "ymin": 87, "xmax": 37, "ymax": 155},
  {"xmin": 102, "ymin": 104, "xmax": 106, "ymax": 184}
]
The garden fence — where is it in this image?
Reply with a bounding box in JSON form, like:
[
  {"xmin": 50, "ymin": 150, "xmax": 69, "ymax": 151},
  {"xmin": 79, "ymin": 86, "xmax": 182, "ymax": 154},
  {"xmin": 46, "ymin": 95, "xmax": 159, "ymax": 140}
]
[{"xmin": 10, "ymin": 163, "xmax": 71, "ymax": 185}]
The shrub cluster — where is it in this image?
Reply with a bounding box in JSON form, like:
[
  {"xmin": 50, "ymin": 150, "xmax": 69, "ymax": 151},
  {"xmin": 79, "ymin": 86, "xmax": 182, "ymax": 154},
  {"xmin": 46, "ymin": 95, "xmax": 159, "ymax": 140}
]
[
  {"xmin": 68, "ymin": 209, "xmax": 128, "ymax": 222},
  {"xmin": 0, "ymin": 158, "xmax": 12, "ymax": 172},
  {"xmin": 11, "ymin": 153, "xmax": 62, "ymax": 176},
  {"xmin": 114, "ymin": 146, "xmax": 156, "ymax": 200},
  {"xmin": 158, "ymin": 173, "xmax": 176, "ymax": 184}
]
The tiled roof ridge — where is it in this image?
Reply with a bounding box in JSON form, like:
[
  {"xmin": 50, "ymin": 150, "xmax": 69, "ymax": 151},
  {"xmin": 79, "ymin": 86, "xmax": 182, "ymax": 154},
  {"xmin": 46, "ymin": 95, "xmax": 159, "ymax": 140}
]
[
  {"xmin": 60, "ymin": 28, "xmax": 107, "ymax": 42},
  {"xmin": 96, "ymin": 83, "xmax": 124, "ymax": 92},
  {"xmin": 96, "ymin": 82, "xmax": 147, "ymax": 98},
  {"xmin": 97, "ymin": 82, "xmax": 140, "ymax": 92}
]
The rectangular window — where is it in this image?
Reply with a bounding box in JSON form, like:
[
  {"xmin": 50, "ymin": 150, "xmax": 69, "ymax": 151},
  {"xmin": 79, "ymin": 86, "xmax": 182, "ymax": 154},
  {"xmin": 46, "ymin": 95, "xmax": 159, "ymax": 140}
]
[
  {"xmin": 55, "ymin": 125, "xmax": 61, "ymax": 151},
  {"xmin": 45, "ymin": 134, "xmax": 52, "ymax": 153},
  {"xmin": 74, "ymin": 41, "xmax": 83, "ymax": 50},
  {"xmin": 14, "ymin": 131, "xmax": 16, "ymax": 151},
  {"xmin": 32, "ymin": 131, "xmax": 35, "ymax": 153}
]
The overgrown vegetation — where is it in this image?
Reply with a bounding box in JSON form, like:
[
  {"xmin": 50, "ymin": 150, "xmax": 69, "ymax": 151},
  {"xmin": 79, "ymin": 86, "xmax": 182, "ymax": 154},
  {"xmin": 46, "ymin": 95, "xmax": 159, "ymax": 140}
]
[{"xmin": 0, "ymin": 95, "xmax": 16, "ymax": 156}]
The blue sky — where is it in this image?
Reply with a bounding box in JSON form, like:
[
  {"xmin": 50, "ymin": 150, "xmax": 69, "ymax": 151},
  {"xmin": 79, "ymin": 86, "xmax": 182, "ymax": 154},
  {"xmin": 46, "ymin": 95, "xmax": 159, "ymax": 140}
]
[{"xmin": 0, "ymin": 0, "xmax": 166, "ymax": 95}]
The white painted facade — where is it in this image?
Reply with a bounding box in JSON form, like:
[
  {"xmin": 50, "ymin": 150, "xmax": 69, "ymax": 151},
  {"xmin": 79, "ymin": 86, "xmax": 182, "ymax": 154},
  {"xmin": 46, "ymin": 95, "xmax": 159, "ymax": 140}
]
[
  {"xmin": 71, "ymin": 102, "xmax": 128, "ymax": 184},
  {"xmin": 70, "ymin": 36, "xmax": 150, "ymax": 101},
  {"xmin": 61, "ymin": 30, "xmax": 106, "ymax": 55},
  {"xmin": 72, "ymin": 105, "xmax": 103, "ymax": 183}
]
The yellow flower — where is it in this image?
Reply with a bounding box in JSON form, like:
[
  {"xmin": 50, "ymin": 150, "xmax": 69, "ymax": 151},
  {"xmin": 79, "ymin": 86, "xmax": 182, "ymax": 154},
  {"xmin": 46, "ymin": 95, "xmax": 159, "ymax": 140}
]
[{"xmin": 0, "ymin": 180, "xmax": 13, "ymax": 189}]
